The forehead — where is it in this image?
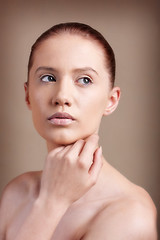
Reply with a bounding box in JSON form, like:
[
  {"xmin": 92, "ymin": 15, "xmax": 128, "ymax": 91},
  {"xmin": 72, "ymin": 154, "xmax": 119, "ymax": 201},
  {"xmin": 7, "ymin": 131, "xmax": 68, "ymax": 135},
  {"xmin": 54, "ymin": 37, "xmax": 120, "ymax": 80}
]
[{"xmin": 31, "ymin": 33, "xmax": 107, "ymax": 76}]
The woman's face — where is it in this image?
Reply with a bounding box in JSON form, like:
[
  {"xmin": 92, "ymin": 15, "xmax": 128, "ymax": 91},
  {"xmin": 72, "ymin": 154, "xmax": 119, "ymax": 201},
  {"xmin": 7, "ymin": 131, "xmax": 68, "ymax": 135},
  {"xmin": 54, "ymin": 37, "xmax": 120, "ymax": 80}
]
[{"xmin": 26, "ymin": 33, "xmax": 120, "ymax": 149}]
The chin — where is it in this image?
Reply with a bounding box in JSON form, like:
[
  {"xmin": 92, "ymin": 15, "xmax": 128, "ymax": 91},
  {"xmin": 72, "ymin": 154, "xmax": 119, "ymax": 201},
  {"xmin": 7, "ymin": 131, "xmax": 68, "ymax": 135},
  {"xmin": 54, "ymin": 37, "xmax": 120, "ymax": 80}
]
[
  {"xmin": 44, "ymin": 130, "xmax": 94, "ymax": 147},
  {"xmin": 37, "ymin": 124, "xmax": 99, "ymax": 147},
  {"xmin": 41, "ymin": 132, "xmax": 77, "ymax": 146},
  {"xmin": 52, "ymin": 136, "xmax": 77, "ymax": 146}
]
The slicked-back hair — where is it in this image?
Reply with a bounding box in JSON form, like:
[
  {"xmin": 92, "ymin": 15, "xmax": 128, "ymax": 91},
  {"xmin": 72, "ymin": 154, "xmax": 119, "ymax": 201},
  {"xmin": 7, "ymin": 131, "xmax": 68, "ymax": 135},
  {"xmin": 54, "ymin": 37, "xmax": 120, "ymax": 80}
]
[{"xmin": 28, "ymin": 22, "xmax": 116, "ymax": 88}]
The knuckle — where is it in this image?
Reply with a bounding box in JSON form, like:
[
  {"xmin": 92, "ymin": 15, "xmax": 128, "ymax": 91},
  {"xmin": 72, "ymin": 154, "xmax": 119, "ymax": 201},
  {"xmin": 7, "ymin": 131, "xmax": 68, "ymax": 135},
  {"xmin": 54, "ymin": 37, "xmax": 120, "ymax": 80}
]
[
  {"xmin": 64, "ymin": 154, "xmax": 73, "ymax": 163},
  {"xmin": 55, "ymin": 152, "xmax": 63, "ymax": 161},
  {"xmin": 48, "ymin": 147, "xmax": 63, "ymax": 158},
  {"xmin": 78, "ymin": 159, "xmax": 87, "ymax": 169},
  {"xmin": 77, "ymin": 139, "xmax": 85, "ymax": 144}
]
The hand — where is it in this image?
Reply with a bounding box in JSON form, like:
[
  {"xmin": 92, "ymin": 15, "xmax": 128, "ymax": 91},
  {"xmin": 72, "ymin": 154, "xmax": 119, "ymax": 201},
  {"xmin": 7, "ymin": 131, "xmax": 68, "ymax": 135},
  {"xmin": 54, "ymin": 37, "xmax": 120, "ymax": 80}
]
[{"xmin": 38, "ymin": 134, "xmax": 103, "ymax": 207}]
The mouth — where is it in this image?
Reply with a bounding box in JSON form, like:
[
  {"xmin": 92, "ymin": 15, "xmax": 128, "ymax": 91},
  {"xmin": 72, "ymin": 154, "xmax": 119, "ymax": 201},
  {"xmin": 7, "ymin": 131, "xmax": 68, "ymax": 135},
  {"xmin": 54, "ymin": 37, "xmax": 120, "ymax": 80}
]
[{"xmin": 48, "ymin": 112, "xmax": 75, "ymax": 126}]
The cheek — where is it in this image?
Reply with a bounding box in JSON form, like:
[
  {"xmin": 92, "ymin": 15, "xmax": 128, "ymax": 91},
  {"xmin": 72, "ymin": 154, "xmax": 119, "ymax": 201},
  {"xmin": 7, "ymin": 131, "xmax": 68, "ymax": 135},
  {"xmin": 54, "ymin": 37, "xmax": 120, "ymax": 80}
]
[
  {"xmin": 29, "ymin": 91, "xmax": 48, "ymax": 131},
  {"xmin": 30, "ymin": 88, "xmax": 48, "ymax": 112},
  {"xmin": 80, "ymin": 92, "xmax": 107, "ymax": 125},
  {"xmin": 86, "ymin": 90, "xmax": 107, "ymax": 113}
]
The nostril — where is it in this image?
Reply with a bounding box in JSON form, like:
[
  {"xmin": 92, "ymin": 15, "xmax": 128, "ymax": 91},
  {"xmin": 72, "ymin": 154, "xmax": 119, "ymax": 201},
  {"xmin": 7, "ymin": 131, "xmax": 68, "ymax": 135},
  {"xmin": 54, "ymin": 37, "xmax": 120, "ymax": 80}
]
[
  {"xmin": 65, "ymin": 102, "xmax": 70, "ymax": 106},
  {"xmin": 54, "ymin": 98, "xmax": 71, "ymax": 106}
]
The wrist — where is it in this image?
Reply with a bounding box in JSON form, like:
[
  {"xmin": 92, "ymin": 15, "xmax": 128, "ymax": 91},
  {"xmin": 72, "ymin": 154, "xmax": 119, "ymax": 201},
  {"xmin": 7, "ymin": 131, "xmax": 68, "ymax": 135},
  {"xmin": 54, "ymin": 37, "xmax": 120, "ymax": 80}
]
[{"xmin": 34, "ymin": 195, "xmax": 70, "ymax": 217}]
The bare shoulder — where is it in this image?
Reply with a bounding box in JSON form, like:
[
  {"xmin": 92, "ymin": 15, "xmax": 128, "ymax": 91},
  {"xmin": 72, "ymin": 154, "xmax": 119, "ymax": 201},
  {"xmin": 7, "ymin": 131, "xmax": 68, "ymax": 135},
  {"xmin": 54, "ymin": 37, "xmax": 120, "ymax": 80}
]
[
  {"xmin": 0, "ymin": 171, "xmax": 40, "ymax": 237},
  {"xmin": 84, "ymin": 186, "xmax": 157, "ymax": 240}
]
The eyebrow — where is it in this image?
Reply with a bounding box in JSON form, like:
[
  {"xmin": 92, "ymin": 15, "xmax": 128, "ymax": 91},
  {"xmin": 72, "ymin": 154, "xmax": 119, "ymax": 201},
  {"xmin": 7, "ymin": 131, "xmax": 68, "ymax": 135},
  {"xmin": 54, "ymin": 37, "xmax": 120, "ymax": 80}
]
[
  {"xmin": 35, "ymin": 66, "xmax": 99, "ymax": 76},
  {"xmin": 73, "ymin": 67, "xmax": 99, "ymax": 76},
  {"xmin": 35, "ymin": 66, "xmax": 56, "ymax": 74}
]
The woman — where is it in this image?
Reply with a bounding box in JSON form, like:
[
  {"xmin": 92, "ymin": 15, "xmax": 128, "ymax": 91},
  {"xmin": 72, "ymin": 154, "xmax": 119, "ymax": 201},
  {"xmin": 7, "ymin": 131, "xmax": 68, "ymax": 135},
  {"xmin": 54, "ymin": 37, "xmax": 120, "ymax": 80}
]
[{"xmin": 0, "ymin": 22, "xmax": 157, "ymax": 239}]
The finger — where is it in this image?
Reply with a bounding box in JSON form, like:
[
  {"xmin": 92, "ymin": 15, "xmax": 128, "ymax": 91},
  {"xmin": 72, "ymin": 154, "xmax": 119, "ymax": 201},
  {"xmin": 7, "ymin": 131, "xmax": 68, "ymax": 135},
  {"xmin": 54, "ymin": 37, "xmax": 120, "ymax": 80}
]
[
  {"xmin": 61, "ymin": 139, "xmax": 85, "ymax": 162},
  {"xmin": 52, "ymin": 144, "xmax": 73, "ymax": 162},
  {"xmin": 48, "ymin": 146, "xmax": 65, "ymax": 157},
  {"xmin": 60, "ymin": 144, "xmax": 73, "ymax": 155},
  {"xmin": 89, "ymin": 146, "xmax": 103, "ymax": 179},
  {"xmin": 79, "ymin": 134, "xmax": 99, "ymax": 168},
  {"xmin": 83, "ymin": 133, "xmax": 98, "ymax": 142}
]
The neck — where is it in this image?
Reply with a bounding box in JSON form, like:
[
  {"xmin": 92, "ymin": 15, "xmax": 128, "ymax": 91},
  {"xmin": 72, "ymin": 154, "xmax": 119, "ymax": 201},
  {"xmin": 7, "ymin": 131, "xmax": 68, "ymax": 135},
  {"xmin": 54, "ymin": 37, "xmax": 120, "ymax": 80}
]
[
  {"xmin": 73, "ymin": 157, "xmax": 126, "ymax": 206},
  {"xmin": 73, "ymin": 157, "xmax": 110, "ymax": 204},
  {"xmin": 46, "ymin": 141, "xmax": 62, "ymax": 152}
]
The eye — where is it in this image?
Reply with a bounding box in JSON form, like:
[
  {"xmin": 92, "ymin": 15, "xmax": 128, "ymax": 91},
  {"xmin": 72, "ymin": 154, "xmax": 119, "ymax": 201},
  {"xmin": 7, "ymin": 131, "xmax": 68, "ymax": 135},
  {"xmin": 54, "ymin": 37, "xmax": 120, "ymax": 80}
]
[
  {"xmin": 77, "ymin": 77, "xmax": 92, "ymax": 86},
  {"xmin": 40, "ymin": 75, "xmax": 56, "ymax": 82}
]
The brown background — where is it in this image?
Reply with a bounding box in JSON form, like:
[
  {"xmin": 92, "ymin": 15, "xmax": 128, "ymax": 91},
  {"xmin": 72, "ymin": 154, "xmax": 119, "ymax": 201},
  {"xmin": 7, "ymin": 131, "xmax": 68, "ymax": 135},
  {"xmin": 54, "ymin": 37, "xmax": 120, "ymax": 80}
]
[{"xmin": 0, "ymin": 0, "xmax": 159, "ymax": 234}]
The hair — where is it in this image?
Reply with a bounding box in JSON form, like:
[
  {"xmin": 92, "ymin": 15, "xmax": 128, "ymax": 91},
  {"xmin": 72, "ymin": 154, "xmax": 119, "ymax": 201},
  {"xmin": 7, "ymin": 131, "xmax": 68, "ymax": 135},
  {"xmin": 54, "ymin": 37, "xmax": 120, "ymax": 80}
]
[{"xmin": 27, "ymin": 22, "xmax": 116, "ymax": 88}]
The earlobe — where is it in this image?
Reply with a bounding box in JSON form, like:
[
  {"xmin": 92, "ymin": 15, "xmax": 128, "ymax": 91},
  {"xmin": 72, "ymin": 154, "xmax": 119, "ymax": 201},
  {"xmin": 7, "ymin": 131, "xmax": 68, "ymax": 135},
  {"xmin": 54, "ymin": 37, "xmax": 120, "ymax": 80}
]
[
  {"xmin": 24, "ymin": 82, "xmax": 31, "ymax": 110},
  {"xmin": 103, "ymin": 87, "xmax": 121, "ymax": 116}
]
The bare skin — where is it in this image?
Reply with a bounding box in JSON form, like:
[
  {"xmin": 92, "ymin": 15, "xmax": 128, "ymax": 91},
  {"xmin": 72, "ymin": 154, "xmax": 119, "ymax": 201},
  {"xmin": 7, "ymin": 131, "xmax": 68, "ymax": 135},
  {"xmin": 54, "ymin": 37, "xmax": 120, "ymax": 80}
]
[
  {"xmin": 0, "ymin": 33, "xmax": 157, "ymax": 239},
  {"xmin": 0, "ymin": 144, "xmax": 157, "ymax": 240}
]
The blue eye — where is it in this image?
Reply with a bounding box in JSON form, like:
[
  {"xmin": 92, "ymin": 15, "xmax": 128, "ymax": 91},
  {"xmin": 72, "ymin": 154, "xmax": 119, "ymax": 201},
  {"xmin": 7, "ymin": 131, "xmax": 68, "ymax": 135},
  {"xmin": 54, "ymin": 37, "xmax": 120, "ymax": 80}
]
[
  {"xmin": 77, "ymin": 77, "xmax": 92, "ymax": 85},
  {"xmin": 40, "ymin": 75, "xmax": 56, "ymax": 82}
]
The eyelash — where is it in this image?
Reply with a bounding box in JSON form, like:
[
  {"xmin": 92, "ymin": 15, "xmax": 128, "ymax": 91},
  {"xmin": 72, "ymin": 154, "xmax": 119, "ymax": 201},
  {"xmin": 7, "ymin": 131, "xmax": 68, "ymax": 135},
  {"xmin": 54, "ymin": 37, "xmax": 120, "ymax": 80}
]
[
  {"xmin": 40, "ymin": 74, "xmax": 56, "ymax": 82},
  {"xmin": 76, "ymin": 77, "xmax": 93, "ymax": 86},
  {"xmin": 39, "ymin": 74, "xmax": 93, "ymax": 86}
]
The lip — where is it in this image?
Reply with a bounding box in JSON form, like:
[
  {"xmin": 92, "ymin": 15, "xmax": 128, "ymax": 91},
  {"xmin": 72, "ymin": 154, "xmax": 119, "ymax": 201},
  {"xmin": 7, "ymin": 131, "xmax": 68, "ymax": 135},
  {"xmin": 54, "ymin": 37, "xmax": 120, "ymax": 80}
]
[{"xmin": 48, "ymin": 112, "xmax": 75, "ymax": 126}]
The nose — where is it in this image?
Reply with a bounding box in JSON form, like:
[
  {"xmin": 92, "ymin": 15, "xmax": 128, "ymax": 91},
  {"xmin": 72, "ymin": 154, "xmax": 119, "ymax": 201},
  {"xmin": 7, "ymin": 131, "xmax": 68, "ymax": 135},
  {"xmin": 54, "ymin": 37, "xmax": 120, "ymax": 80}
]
[
  {"xmin": 55, "ymin": 97, "xmax": 71, "ymax": 107},
  {"xmin": 52, "ymin": 80, "xmax": 72, "ymax": 107}
]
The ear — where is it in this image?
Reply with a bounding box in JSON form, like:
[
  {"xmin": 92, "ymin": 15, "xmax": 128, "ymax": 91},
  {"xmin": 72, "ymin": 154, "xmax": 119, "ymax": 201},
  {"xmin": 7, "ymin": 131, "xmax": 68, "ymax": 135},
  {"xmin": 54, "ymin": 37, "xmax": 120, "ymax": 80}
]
[
  {"xmin": 24, "ymin": 82, "xmax": 31, "ymax": 110},
  {"xmin": 103, "ymin": 87, "xmax": 121, "ymax": 116}
]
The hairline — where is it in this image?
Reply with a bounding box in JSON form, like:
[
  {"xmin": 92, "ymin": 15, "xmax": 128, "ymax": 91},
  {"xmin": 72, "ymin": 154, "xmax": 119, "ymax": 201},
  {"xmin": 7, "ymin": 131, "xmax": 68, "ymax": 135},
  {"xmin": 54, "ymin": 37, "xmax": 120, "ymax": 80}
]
[{"xmin": 27, "ymin": 26, "xmax": 115, "ymax": 88}]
